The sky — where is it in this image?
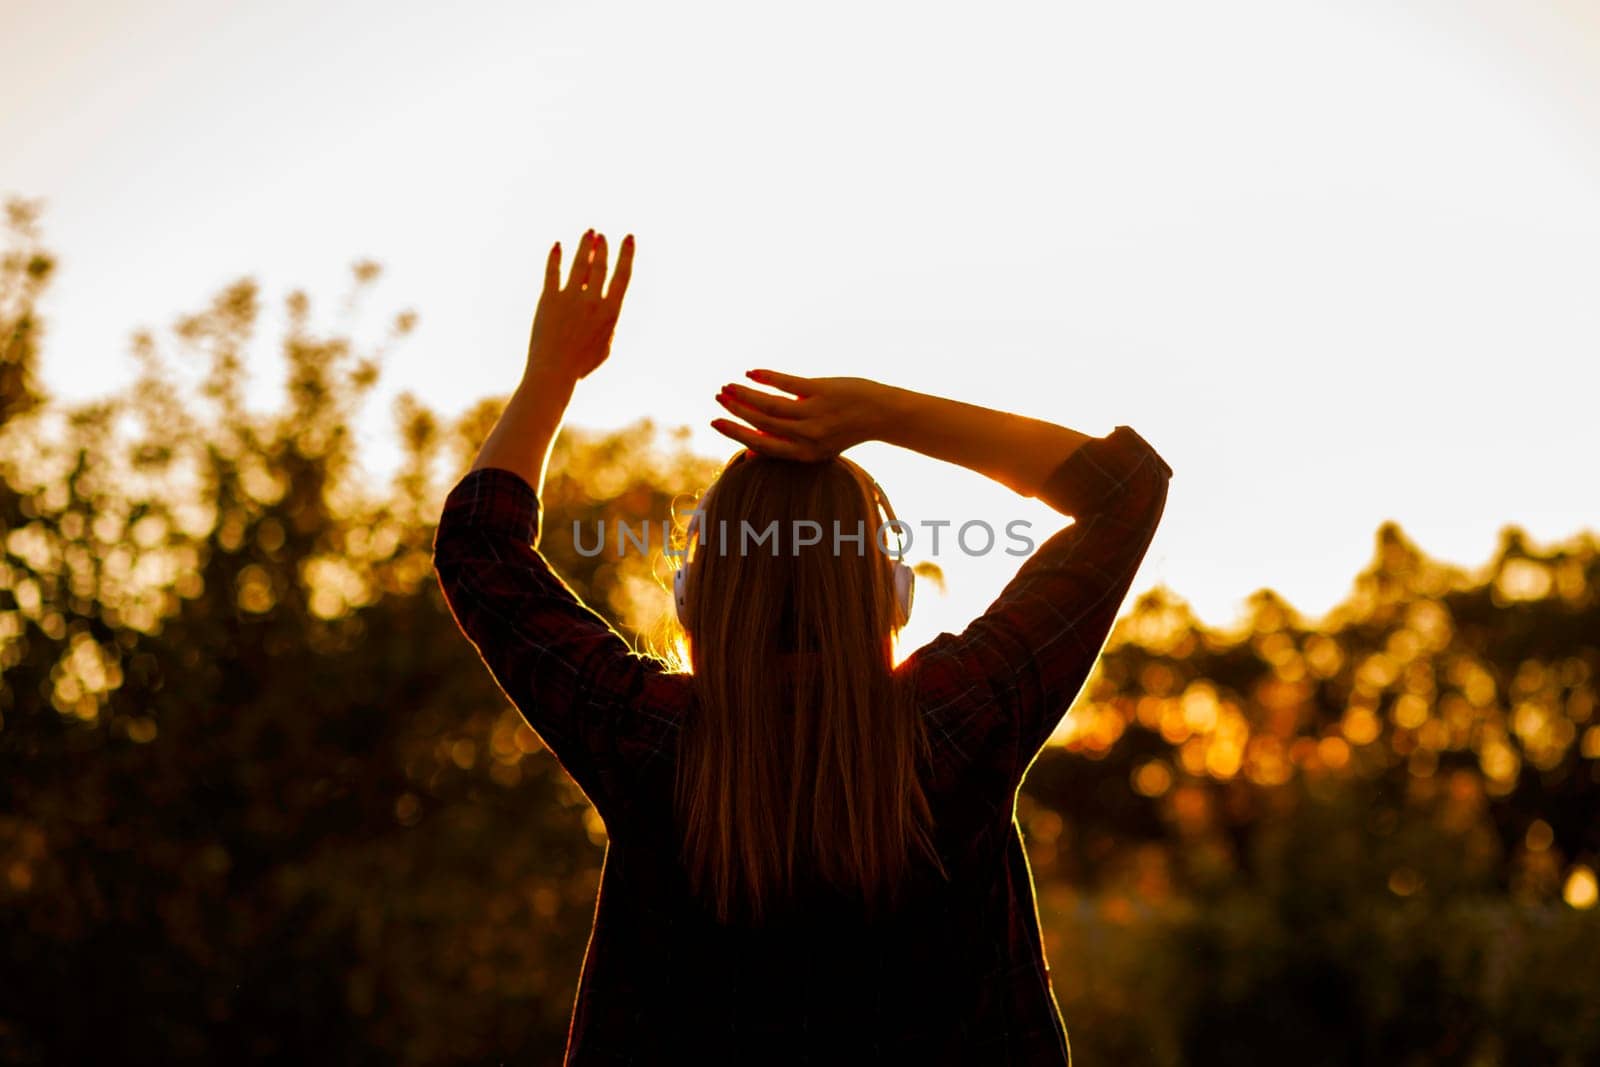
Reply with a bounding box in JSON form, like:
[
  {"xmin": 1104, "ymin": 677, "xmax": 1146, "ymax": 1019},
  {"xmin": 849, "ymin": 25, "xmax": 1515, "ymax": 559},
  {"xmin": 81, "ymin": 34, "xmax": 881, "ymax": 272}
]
[{"xmin": 5, "ymin": 0, "xmax": 1598, "ymax": 650}]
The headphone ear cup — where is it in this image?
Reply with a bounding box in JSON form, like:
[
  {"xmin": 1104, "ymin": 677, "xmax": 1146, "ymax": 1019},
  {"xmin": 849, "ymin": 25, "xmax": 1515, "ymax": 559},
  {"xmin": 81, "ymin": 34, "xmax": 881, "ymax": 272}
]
[
  {"xmin": 892, "ymin": 562, "xmax": 914, "ymax": 627},
  {"xmin": 675, "ymin": 498, "xmax": 704, "ymax": 631},
  {"xmin": 674, "ymin": 560, "xmax": 692, "ymax": 629}
]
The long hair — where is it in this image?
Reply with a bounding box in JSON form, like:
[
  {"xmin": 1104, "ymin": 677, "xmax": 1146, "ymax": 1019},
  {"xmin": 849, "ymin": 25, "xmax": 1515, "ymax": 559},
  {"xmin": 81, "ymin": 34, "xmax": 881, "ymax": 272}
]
[{"xmin": 672, "ymin": 450, "xmax": 942, "ymax": 924}]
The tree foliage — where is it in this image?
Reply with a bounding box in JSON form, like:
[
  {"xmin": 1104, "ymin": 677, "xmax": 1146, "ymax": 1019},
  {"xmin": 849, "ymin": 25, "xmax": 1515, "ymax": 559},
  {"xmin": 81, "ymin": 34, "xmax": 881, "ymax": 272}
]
[
  {"xmin": 0, "ymin": 200, "xmax": 717, "ymax": 1064},
  {"xmin": 0, "ymin": 202, "xmax": 1595, "ymax": 1065}
]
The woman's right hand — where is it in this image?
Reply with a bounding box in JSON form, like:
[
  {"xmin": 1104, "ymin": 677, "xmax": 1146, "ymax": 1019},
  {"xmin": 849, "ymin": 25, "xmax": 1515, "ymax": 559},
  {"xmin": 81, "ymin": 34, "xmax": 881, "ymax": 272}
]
[{"xmin": 711, "ymin": 370, "xmax": 894, "ymax": 461}]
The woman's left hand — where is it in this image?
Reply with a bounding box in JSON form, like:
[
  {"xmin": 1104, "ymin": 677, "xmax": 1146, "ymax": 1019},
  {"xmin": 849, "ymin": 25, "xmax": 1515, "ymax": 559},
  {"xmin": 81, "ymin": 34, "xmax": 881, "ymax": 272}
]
[
  {"xmin": 527, "ymin": 228, "xmax": 635, "ymax": 383},
  {"xmin": 711, "ymin": 372, "xmax": 892, "ymax": 461}
]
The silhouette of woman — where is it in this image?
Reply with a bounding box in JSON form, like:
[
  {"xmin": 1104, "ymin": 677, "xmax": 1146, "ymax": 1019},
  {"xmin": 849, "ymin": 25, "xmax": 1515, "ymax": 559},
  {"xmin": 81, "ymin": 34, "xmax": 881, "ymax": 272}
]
[{"xmin": 433, "ymin": 229, "xmax": 1173, "ymax": 1065}]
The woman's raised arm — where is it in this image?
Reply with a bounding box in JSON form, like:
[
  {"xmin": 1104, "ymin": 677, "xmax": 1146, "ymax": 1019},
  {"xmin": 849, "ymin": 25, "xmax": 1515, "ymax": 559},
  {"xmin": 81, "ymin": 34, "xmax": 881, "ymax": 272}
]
[
  {"xmin": 469, "ymin": 227, "xmax": 634, "ymax": 503},
  {"xmin": 434, "ymin": 229, "xmax": 683, "ymax": 828},
  {"xmin": 713, "ymin": 372, "xmax": 1174, "ymax": 784},
  {"xmin": 712, "ymin": 373, "xmax": 1094, "ymax": 506}
]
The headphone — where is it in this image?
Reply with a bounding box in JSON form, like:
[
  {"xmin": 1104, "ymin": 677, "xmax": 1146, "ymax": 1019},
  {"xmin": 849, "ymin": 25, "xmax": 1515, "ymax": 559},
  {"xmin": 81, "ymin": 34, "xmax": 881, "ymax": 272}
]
[{"xmin": 673, "ymin": 477, "xmax": 915, "ymax": 631}]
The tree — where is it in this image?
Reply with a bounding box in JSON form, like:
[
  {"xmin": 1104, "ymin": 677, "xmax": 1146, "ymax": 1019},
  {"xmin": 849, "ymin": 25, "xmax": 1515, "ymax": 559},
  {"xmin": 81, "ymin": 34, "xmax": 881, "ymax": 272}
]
[{"xmin": 0, "ymin": 199, "xmax": 718, "ymax": 1064}]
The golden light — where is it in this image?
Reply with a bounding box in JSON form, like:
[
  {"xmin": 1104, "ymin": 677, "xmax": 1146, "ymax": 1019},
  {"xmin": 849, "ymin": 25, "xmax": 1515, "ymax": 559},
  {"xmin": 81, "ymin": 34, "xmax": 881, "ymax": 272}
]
[
  {"xmin": 1357, "ymin": 652, "xmax": 1399, "ymax": 691},
  {"xmin": 1495, "ymin": 558, "xmax": 1553, "ymax": 603},
  {"xmin": 514, "ymin": 724, "xmax": 542, "ymax": 755},
  {"xmin": 1393, "ymin": 694, "xmax": 1430, "ymax": 730},
  {"xmin": 1417, "ymin": 719, "xmax": 1450, "ymax": 751},
  {"xmin": 1168, "ymin": 781, "xmax": 1210, "ymax": 822},
  {"xmin": 1089, "ymin": 707, "xmax": 1127, "ymax": 751},
  {"xmin": 1402, "ymin": 659, "xmax": 1435, "ymax": 696},
  {"xmin": 1555, "ymin": 559, "xmax": 1589, "ymax": 601},
  {"xmin": 1479, "ymin": 740, "xmax": 1519, "ymax": 783},
  {"xmin": 1440, "ymin": 692, "xmax": 1474, "ymax": 736},
  {"xmin": 235, "ymin": 563, "xmax": 276, "ymax": 614},
  {"xmin": 1511, "ymin": 700, "xmax": 1550, "ymax": 745},
  {"xmin": 1159, "ymin": 702, "xmax": 1192, "ymax": 745},
  {"xmin": 1386, "ymin": 628, "xmax": 1422, "ymax": 665},
  {"xmin": 1555, "ymin": 656, "xmax": 1591, "ymax": 686},
  {"xmin": 1140, "ymin": 661, "xmax": 1178, "ymax": 696},
  {"xmin": 1132, "ymin": 760, "xmax": 1173, "ymax": 798},
  {"xmin": 1317, "ymin": 736, "xmax": 1350, "ymax": 771},
  {"xmin": 1303, "ymin": 633, "xmax": 1343, "ymax": 678},
  {"xmin": 583, "ymin": 807, "xmax": 608, "ymax": 846},
  {"xmin": 1512, "ymin": 659, "xmax": 1547, "ymax": 696},
  {"xmin": 1254, "ymin": 632, "xmax": 1297, "ymax": 667},
  {"xmin": 1582, "ymin": 725, "xmax": 1600, "ymax": 761},
  {"xmin": 1244, "ymin": 736, "xmax": 1293, "ymax": 787},
  {"xmin": 1289, "ymin": 736, "xmax": 1319, "ymax": 767},
  {"xmin": 1449, "ymin": 656, "xmax": 1498, "ymax": 706},
  {"xmin": 1135, "ymin": 694, "xmax": 1164, "ymax": 729},
  {"xmin": 1524, "ymin": 819, "xmax": 1554, "ymax": 852},
  {"xmin": 1179, "ymin": 737, "xmax": 1208, "ymax": 776},
  {"xmin": 1257, "ymin": 676, "xmax": 1310, "ymax": 715},
  {"xmin": 1205, "ymin": 736, "xmax": 1243, "ymax": 779},
  {"xmin": 1181, "ymin": 681, "xmax": 1220, "ymax": 733},
  {"xmin": 1404, "ymin": 600, "xmax": 1454, "ymax": 652},
  {"xmin": 1564, "ymin": 865, "xmax": 1599, "ymax": 910},
  {"xmin": 1569, "ymin": 687, "xmax": 1596, "ymax": 724},
  {"xmin": 490, "ymin": 714, "xmax": 523, "ymax": 763},
  {"xmin": 1337, "ymin": 705, "xmax": 1378, "ymax": 746}
]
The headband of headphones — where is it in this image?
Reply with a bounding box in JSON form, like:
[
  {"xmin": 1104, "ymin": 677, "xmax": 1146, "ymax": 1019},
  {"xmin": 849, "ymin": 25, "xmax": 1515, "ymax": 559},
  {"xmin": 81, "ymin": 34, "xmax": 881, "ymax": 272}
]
[{"xmin": 673, "ymin": 474, "xmax": 914, "ymax": 631}]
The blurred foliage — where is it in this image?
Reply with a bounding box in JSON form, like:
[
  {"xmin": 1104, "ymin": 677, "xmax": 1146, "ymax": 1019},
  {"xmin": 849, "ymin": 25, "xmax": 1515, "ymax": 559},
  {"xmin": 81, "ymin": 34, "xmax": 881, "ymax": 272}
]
[
  {"xmin": 1, "ymin": 200, "xmax": 1596, "ymax": 1065},
  {"xmin": 0, "ymin": 200, "xmax": 717, "ymax": 1065},
  {"xmin": 1024, "ymin": 481, "xmax": 1600, "ymax": 1065}
]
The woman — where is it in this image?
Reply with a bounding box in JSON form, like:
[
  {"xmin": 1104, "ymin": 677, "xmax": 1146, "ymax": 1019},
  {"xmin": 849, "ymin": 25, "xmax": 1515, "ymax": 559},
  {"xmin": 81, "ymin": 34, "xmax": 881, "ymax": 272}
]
[{"xmin": 433, "ymin": 229, "xmax": 1174, "ymax": 1065}]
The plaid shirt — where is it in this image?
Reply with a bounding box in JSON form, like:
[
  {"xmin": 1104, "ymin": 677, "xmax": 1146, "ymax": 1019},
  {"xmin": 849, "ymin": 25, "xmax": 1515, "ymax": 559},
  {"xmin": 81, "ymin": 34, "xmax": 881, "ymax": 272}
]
[{"xmin": 433, "ymin": 425, "xmax": 1173, "ymax": 1065}]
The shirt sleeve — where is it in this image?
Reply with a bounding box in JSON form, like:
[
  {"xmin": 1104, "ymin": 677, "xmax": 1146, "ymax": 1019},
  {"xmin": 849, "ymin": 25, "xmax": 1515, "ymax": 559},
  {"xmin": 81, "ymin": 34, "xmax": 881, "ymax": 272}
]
[
  {"xmin": 429, "ymin": 465, "xmax": 682, "ymax": 824},
  {"xmin": 900, "ymin": 425, "xmax": 1173, "ymax": 791}
]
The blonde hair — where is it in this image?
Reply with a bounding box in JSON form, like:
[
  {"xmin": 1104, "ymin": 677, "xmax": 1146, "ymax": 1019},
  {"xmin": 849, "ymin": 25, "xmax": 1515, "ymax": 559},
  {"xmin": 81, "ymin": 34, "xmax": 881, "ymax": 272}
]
[{"xmin": 671, "ymin": 450, "xmax": 942, "ymax": 923}]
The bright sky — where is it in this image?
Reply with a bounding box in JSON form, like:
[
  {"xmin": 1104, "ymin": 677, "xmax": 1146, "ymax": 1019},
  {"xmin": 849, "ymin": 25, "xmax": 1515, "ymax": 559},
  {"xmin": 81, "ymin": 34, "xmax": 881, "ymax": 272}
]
[{"xmin": 6, "ymin": 0, "xmax": 1598, "ymax": 649}]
